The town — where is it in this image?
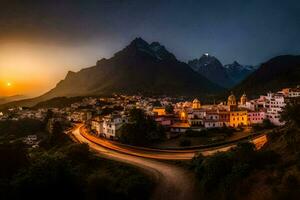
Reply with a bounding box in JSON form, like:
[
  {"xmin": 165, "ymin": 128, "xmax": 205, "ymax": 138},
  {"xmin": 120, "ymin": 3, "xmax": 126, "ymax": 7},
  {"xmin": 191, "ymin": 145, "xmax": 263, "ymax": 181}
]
[{"xmin": 1, "ymin": 86, "xmax": 299, "ymax": 147}]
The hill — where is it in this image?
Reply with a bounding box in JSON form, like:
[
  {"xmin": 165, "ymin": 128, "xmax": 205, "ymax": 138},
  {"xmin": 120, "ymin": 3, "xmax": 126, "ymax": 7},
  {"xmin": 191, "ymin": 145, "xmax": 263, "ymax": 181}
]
[
  {"xmin": 32, "ymin": 96, "xmax": 86, "ymax": 109},
  {"xmin": 0, "ymin": 95, "xmax": 27, "ymax": 105},
  {"xmin": 233, "ymin": 55, "xmax": 300, "ymax": 97}
]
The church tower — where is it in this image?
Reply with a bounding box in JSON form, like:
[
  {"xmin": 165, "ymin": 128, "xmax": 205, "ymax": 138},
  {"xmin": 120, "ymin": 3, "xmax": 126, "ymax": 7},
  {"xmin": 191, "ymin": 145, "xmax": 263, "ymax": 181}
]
[
  {"xmin": 240, "ymin": 93, "xmax": 247, "ymax": 105},
  {"xmin": 192, "ymin": 99, "xmax": 201, "ymax": 109},
  {"xmin": 228, "ymin": 92, "xmax": 237, "ymax": 111}
]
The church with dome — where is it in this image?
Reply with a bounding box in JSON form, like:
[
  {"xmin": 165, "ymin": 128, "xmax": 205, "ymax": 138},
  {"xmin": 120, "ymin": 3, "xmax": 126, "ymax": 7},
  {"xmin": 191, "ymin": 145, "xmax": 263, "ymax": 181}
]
[
  {"xmin": 171, "ymin": 92, "xmax": 251, "ymax": 133},
  {"xmin": 192, "ymin": 98, "xmax": 201, "ymax": 109},
  {"xmin": 227, "ymin": 92, "xmax": 248, "ymax": 127}
]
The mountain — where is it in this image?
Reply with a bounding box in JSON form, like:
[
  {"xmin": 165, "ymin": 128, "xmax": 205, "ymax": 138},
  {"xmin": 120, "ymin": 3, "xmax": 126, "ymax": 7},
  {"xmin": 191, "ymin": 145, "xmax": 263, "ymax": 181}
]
[
  {"xmin": 188, "ymin": 54, "xmax": 235, "ymax": 88},
  {"xmin": 224, "ymin": 61, "xmax": 257, "ymax": 85},
  {"xmin": 0, "ymin": 95, "xmax": 27, "ymax": 105},
  {"xmin": 234, "ymin": 55, "xmax": 300, "ymax": 97},
  {"xmin": 43, "ymin": 38, "xmax": 222, "ymax": 98},
  {"xmin": 0, "ymin": 38, "xmax": 223, "ymax": 109}
]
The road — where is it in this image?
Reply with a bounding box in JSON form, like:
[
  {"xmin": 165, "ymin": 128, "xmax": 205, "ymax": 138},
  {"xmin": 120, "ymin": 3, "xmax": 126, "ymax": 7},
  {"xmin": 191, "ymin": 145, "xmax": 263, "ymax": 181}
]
[{"xmin": 71, "ymin": 125, "xmax": 268, "ymax": 200}]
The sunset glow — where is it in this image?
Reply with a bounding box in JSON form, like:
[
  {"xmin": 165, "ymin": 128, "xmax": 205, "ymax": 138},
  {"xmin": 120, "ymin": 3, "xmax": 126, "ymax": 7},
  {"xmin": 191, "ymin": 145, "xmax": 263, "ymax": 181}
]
[
  {"xmin": 0, "ymin": 41, "xmax": 106, "ymax": 97},
  {"xmin": 0, "ymin": 2, "xmax": 299, "ymax": 200}
]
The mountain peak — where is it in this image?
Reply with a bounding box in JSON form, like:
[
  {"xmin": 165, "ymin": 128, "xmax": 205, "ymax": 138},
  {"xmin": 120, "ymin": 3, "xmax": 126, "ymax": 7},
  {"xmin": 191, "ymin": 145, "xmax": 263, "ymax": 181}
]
[
  {"xmin": 129, "ymin": 37, "xmax": 149, "ymax": 48},
  {"xmin": 117, "ymin": 38, "xmax": 177, "ymax": 61},
  {"xmin": 149, "ymin": 42, "xmax": 177, "ymax": 61},
  {"xmin": 232, "ymin": 61, "xmax": 240, "ymax": 66},
  {"xmin": 188, "ymin": 54, "xmax": 234, "ymax": 88},
  {"xmin": 197, "ymin": 54, "xmax": 222, "ymax": 66}
]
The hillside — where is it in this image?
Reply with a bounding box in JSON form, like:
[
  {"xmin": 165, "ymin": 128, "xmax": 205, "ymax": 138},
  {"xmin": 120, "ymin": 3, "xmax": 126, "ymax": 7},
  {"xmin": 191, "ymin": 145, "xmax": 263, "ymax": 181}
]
[
  {"xmin": 32, "ymin": 96, "xmax": 86, "ymax": 109},
  {"xmin": 233, "ymin": 55, "xmax": 300, "ymax": 97},
  {"xmin": 0, "ymin": 95, "xmax": 27, "ymax": 105}
]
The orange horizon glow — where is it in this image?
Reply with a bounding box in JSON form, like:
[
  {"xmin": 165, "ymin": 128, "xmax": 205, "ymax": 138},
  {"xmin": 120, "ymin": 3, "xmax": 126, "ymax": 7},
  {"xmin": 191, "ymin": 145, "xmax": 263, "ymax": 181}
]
[{"xmin": 0, "ymin": 40, "xmax": 107, "ymax": 97}]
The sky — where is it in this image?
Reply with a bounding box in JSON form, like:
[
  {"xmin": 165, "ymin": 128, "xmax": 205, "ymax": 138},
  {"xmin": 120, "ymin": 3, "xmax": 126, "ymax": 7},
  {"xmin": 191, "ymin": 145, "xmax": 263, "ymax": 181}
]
[{"xmin": 0, "ymin": 0, "xmax": 300, "ymax": 97}]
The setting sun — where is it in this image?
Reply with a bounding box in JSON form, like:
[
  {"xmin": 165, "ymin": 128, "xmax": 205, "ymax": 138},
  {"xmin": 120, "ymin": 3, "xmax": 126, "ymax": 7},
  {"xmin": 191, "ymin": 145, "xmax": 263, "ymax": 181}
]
[{"xmin": 6, "ymin": 82, "xmax": 11, "ymax": 87}]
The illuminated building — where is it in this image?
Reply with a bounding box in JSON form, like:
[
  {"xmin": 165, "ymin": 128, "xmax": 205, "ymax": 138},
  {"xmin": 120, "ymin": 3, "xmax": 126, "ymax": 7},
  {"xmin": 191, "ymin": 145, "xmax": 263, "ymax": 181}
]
[
  {"xmin": 264, "ymin": 92, "xmax": 285, "ymax": 126},
  {"xmin": 192, "ymin": 98, "xmax": 201, "ymax": 109},
  {"xmin": 153, "ymin": 107, "xmax": 166, "ymax": 116},
  {"xmin": 228, "ymin": 93, "xmax": 248, "ymax": 127},
  {"xmin": 218, "ymin": 111, "xmax": 230, "ymax": 127},
  {"xmin": 240, "ymin": 93, "xmax": 247, "ymax": 105},
  {"xmin": 204, "ymin": 111, "xmax": 223, "ymax": 128},
  {"xmin": 248, "ymin": 111, "xmax": 266, "ymax": 125},
  {"xmin": 227, "ymin": 92, "xmax": 237, "ymax": 111},
  {"xmin": 229, "ymin": 110, "xmax": 248, "ymax": 127},
  {"xmin": 170, "ymin": 122, "xmax": 191, "ymax": 133},
  {"xmin": 180, "ymin": 110, "xmax": 188, "ymax": 121},
  {"xmin": 102, "ymin": 114, "xmax": 128, "ymax": 139}
]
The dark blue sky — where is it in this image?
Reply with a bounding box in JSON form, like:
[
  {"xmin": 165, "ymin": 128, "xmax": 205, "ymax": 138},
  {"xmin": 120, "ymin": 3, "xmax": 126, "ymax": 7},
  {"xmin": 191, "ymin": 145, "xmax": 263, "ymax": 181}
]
[{"xmin": 1, "ymin": 0, "xmax": 300, "ymax": 65}]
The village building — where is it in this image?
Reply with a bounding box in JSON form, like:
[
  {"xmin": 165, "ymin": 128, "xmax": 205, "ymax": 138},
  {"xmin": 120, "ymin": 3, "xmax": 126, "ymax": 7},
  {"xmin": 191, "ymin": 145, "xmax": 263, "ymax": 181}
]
[
  {"xmin": 264, "ymin": 92, "xmax": 286, "ymax": 126},
  {"xmin": 152, "ymin": 107, "xmax": 166, "ymax": 116},
  {"xmin": 102, "ymin": 114, "xmax": 128, "ymax": 139},
  {"xmin": 248, "ymin": 111, "xmax": 266, "ymax": 125}
]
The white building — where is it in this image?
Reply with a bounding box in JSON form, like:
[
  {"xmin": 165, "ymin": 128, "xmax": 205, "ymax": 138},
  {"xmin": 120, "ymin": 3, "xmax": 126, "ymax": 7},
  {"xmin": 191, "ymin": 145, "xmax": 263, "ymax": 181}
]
[
  {"xmin": 287, "ymin": 88, "xmax": 300, "ymax": 98},
  {"xmin": 91, "ymin": 118, "xmax": 103, "ymax": 136},
  {"xmin": 203, "ymin": 120, "xmax": 223, "ymax": 128},
  {"xmin": 102, "ymin": 114, "xmax": 128, "ymax": 139},
  {"xmin": 264, "ymin": 92, "xmax": 286, "ymax": 126}
]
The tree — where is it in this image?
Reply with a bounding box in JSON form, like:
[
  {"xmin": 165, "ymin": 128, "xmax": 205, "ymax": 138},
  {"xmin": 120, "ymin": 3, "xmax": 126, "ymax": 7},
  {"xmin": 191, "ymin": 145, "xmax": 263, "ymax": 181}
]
[
  {"xmin": 43, "ymin": 109, "xmax": 53, "ymax": 126},
  {"xmin": 281, "ymin": 97, "xmax": 300, "ymax": 127},
  {"xmin": 11, "ymin": 153, "xmax": 83, "ymax": 200},
  {"xmin": 0, "ymin": 142, "xmax": 28, "ymax": 179},
  {"xmin": 48, "ymin": 121, "xmax": 69, "ymax": 146},
  {"xmin": 165, "ymin": 104, "xmax": 174, "ymax": 114},
  {"xmin": 152, "ymin": 100, "xmax": 162, "ymax": 107},
  {"xmin": 119, "ymin": 109, "xmax": 165, "ymax": 146}
]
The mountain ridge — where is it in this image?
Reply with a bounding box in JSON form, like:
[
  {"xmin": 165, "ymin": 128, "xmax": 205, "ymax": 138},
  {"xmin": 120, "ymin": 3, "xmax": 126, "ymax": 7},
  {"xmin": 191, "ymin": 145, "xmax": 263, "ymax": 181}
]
[
  {"xmin": 233, "ymin": 55, "xmax": 300, "ymax": 97},
  {"xmin": 0, "ymin": 38, "xmax": 223, "ymax": 108},
  {"xmin": 188, "ymin": 54, "xmax": 255, "ymax": 88}
]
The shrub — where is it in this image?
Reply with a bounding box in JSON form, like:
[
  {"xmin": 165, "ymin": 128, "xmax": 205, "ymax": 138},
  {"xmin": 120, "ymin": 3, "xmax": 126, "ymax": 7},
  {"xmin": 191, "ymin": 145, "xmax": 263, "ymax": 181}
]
[
  {"xmin": 185, "ymin": 130, "xmax": 206, "ymax": 137},
  {"xmin": 179, "ymin": 138, "xmax": 192, "ymax": 146}
]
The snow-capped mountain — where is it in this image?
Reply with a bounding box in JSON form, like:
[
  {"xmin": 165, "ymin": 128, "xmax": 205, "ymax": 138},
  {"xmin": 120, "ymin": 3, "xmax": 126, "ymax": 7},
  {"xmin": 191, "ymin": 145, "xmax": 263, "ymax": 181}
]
[
  {"xmin": 224, "ymin": 61, "xmax": 257, "ymax": 85},
  {"xmin": 188, "ymin": 55, "xmax": 256, "ymax": 88},
  {"xmin": 188, "ymin": 54, "xmax": 234, "ymax": 88}
]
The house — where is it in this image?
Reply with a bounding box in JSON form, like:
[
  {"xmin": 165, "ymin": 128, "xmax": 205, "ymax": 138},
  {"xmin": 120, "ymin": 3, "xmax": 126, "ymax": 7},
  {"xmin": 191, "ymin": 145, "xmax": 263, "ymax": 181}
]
[
  {"xmin": 91, "ymin": 118, "xmax": 103, "ymax": 135},
  {"xmin": 153, "ymin": 107, "xmax": 166, "ymax": 116},
  {"xmin": 229, "ymin": 111, "xmax": 248, "ymax": 127},
  {"xmin": 248, "ymin": 111, "xmax": 266, "ymax": 125},
  {"xmin": 170, "ymin": 122, "xmax": 190, "ymax": 133},
  {"xmin": 203, "ymin": 120, "xmax": 223, "ymax": 128},
  {"xmin": 264, "ymin": 92, "xmax": 286, "ymax": 126},
  {"xmin": 102, "ymin": 114, "xmax": 128, "ymax": 139}
]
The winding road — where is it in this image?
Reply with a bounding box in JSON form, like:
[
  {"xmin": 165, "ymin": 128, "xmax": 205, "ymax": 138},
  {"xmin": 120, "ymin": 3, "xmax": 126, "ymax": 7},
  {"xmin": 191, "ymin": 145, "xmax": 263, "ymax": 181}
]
[{"xmin": 70, "ymin": 125, "xmax": 268, "ymax": 200}]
